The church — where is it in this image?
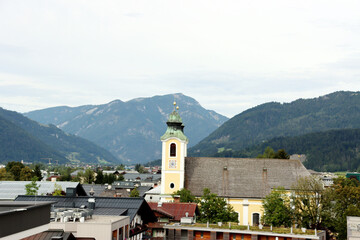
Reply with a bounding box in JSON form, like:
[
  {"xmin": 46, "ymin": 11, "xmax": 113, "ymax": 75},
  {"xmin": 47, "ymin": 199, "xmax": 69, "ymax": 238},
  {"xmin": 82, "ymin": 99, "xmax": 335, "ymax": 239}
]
[{"xmin": 160, "ymin": 103, "xmax": 310, "ymax": 226}]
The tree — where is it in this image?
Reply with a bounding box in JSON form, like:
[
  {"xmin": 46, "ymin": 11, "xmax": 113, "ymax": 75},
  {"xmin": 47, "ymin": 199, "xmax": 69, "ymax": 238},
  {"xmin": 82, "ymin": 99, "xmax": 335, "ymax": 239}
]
[
  {"xmin": 257, "ymin": 147, "xmax": 276, "ymax": 158},
  {"xmin": 6, "ymin": 161, "xmax": 25, "ymax": 180},
  {"xmin": 257, "ymin": 147, "xmax": 290, "ymax": 159},
  {"xmin": 322, "ymin": 177, "xmax": 360, "ymax": 240},
  {"xmin": 197, "ymin": 188, "xmax": 238, "ymax": 223},
  {"xmin": 262, "ymin": 187, "xmax": 293, "ymax": 227},
  {"xmin": 25, "ymin": 177, "xmax": 39, "ymax": 195},
  {"xmin": 20, "ymin": 166, "xmax": 33, "ymax": 181},
  {"xmin": 0, "ymin": 168, "xmax": 14, "ymax": 180},
  {"xmin": 116, "ymin": 164, "xmax": 125, "ymax": 170},
  {"xmin": 130, "ymin": 187, "xmax": 140, "ymax": 197},
  {"xmin": 172, "ymin": 188, "xmax": 196, "ymax": 203},
  {"xmin": 33, "ymin": 164, "xmax": 43, "ymax": 181},
  {"xmin": 95, "ymin": 170, "xmax": 104, "ymax": 184},
  {"xmin": 52, "ymin": 183, "xmax": 64, "ymax": 196},
  {"xmin": 135, "ymin": 164, "xmax": 147, "ymax": 173},
  {"xmin": 274, "ymin": 149, "xmax": 290, "ymax": 159},
  {"xmin": 292, "ymin": 176, "xmax": 324, "ymax": 229}
]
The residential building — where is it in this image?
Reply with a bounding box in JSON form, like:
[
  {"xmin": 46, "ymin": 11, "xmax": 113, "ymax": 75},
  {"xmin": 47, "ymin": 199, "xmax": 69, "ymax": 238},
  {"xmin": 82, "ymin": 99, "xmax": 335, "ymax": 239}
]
[
  {"xmin": 15, "ymin": 195, "xmax": 156, "ymax": 240},
  {"xmin": 164, "ymin": 223, "xmax": 326, "ymax": 240}
]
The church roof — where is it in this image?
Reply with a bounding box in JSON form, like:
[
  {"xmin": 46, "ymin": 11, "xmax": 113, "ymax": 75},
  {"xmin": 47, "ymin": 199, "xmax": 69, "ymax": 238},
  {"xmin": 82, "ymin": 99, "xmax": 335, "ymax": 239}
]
[
  {"xmin": 167, "ymin": 110, "xmax": 183, "ymax": 123},
  {"xmin": 184, "ymin": 157, "xmax": 310, "ymax": 199},
  {"xmin": 160, "ymin": 110, "xmax": 188, "ymax": 142}
]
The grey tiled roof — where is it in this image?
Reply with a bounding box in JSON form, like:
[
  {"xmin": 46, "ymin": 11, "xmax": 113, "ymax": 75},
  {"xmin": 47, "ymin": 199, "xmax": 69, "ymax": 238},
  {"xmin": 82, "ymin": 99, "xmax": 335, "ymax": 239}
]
[
  {"xmin": 122, "ymin": 173, "xmax": 161, "ymax": 181},
  {"xmin": 15, "ymin": 195, "xmax": 156, "ymax": 223},
  {"xmin": 185, "ymin": 157, "xmax": 311, "ymax": 199},
  {"xmin": 0, "ymin": 181, "xmax": 85, "ymax": 200}
]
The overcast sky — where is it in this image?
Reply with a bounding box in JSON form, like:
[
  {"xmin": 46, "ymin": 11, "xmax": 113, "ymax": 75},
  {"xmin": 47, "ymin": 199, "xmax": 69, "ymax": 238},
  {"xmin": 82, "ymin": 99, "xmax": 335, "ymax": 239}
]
[{"xmin": 0, "ymin": 0, "xmax": 360, "ymax": 118}]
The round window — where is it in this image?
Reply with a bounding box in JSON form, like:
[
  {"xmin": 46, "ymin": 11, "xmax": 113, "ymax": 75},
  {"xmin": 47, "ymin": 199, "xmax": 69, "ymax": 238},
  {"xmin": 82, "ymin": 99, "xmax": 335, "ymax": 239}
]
[{"xmin": 170, "ymin": 183, "xmax": 175, "ymax": 189}]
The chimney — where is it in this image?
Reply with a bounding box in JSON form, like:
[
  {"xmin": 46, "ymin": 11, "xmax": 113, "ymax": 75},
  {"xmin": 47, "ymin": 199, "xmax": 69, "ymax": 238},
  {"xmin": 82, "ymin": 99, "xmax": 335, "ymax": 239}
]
[
  {"xmin": 173, "ymin": 196, "xmax": 180, "ymax": 203},
  {"xmin": 157, "ymin": 202, "xmax": 162, "ymax": 207},
  {"xmin": 88, "ymin": 198, "xmax": 96, "ymax": 210}
]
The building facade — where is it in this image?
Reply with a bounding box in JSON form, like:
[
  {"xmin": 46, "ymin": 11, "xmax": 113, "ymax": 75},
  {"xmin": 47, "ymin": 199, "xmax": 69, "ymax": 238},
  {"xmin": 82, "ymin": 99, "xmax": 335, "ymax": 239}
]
[{"xmin": 160, "ymin": 105, "xmax": 311, "ymax": 226}]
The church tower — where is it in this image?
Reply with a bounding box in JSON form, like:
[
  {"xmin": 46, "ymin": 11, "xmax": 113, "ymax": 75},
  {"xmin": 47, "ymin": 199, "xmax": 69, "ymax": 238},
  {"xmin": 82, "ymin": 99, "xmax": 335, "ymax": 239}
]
[{"xmin": 160, "ymin": 102, "xmax": 188, "ymax": 201}]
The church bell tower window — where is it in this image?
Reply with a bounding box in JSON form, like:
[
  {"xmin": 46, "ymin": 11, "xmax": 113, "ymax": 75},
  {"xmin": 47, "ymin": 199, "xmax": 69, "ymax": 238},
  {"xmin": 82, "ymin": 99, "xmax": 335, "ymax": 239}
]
[{"xmin": 170, "ymin": 143, "xmax": 176, "ymax": 157}]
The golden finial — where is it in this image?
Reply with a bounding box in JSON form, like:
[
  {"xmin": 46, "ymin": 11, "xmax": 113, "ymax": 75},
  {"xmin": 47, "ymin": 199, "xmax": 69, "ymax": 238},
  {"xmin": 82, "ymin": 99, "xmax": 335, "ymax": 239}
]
[
  {"xmin": 173, "ymin": 101, "xmax": 176, "ymax": 110},
  {"xmin": 176, "ymin": 106, "xmax": 179, "ymax": 110}
]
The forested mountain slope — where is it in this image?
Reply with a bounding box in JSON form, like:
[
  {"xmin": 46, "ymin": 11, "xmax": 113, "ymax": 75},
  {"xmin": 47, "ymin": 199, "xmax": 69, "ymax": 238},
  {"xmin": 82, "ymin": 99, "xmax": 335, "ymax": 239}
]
[
  {"xmin": 0, "ymin": 108, "xmax": 118, "ymax": 164},
  {"xmin": 213, "ymin": 128, "xmax": 360, "ymax": 172},
  {"xmin": 189, "ymin": 91, "xmax": 360, "ymax": 157}
]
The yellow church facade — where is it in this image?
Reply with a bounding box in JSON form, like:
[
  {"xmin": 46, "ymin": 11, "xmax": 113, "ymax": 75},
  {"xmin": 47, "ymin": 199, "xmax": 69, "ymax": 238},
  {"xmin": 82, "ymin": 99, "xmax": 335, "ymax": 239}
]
[{"xmin": 160, "ymin": 104, "xmax": 310, "ymax": 225}]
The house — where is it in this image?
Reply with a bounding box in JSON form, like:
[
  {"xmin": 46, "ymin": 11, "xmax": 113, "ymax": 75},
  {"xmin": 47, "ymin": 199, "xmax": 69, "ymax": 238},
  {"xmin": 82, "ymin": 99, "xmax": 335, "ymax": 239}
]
[
  {"xmin": 160, "ymin": 104, "xmax": 311, "ymax": 225},
  {"xmin": 48, "ymin": 214, "xmax": 129, "ymax": 240},
  {"xmin": 144, "ymin": 186, "xmax": 161, "ymax": 202},
  {"xmin": 164, "ymin": 222, "xmax": 326, "ymax": 240},
  {"xmin": 0, "ymin": 181, "xmax": 87, "ymax": 200},
  {"xmin": 147, "ymin": 202, "xmax": 199, "ymax": 239},
  {"xmin": 15, "ymin": 195, "xmax": 157, "ymax": 240},
  {"xmin": 0, "ymin": 200, "xmax": 130, "ymax": 240}
]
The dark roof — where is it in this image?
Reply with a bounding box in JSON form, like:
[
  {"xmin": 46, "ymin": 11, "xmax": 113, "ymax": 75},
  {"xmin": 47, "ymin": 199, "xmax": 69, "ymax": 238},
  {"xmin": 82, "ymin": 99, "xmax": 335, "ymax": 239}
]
[
  {"xmin": 148, "ymin": 202, "xmax": 199, "ymax": 221},
  {"xmin": 122, "ymin": 173, "xmax": 161, "ymax": 181},
  {"xmin": 82, "ymin": 184, "xmax": 152, "ymax": 198},
  {"xmin": 15, "ymin": 195, "xmax": 156, "ymax": 223},
  {"xmin": 185, "ymin": 157, "xmax": 310, "ymax": 198},
  {"xmin": 21, "ymin": 230, "xmax": 78, "ymax": 240}
]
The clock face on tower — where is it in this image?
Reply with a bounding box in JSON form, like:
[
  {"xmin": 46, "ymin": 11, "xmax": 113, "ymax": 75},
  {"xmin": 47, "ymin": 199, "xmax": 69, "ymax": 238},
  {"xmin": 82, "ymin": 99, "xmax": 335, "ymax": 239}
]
[{"xmin": 169, "ymin": 159, "xmax": 177, "ymax": 169}]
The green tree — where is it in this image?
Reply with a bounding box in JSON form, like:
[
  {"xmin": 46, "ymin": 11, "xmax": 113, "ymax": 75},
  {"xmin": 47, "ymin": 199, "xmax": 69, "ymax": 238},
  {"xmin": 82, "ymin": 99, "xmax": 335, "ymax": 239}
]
[
  {"xmin": 292, "ymin": 176, "xmax": 324, "ymax": 229},
  {"xmin": 0, "ymin": 168, "xmax": 14, "ymax": 180},
  {"xmin": 172, "ymin": 188, "xmax": 196, "ymax": 203},
  {"xmin": 33, "ymin": 164, "xmax": 43, "ymax": 181},
  {"xmin": 95, "ymin": 170, "xmax": 104, "ymax": 184},
  {"xmin": 52, "ymin": 183, "xmax": 64, "ymax": 196},
  {"xmin": 106, "ymin": 173, "xmax": 116, "ymax": 184},
  {"xmin": 130, "ymin": 187, "xmax": 140, "ymax": 197},
  {"xmin": 322, "ymin": 177, "xmax": 360, "ymax": 240},
  {"xmin": 6, "ymin": 161, "xmax": 25, "ymax": 180},
  {"xmin": 197, "ymin": 188, "xmax": 238, "ymax": 223},
  {"xmin": 117, "ymin": 174, "xmax": 124, "ymax": 181},
  {"xmin": 274, "ymin": 149, "xmax": 290, "ymax": 159},
  {"xmin": 75, "ymin": 168, "xmax": 95, "ymax": 184},
  {"xmin": 116, "ymin": 164, "xmax": 125, "ymax": 170},
  {"xmin": 135, "ymin": 164, "xmax": 147, "ymax": 173},
  {"xmin": 257, "ymin": 147, "xmax": 276, "ymax": 158},
  {"xmin": 59, "ymin": 167, "xmax": 72, "ymax": 181},
  {"xmin": 20, "ymin": 166, "xmax": 33, "ymax": 181},
  {"xmin": 25, "ymin": 177, "xmax": 39, "ymax": 195},
  {"xmin": 262, "ymin": 187, "xmax": 293, "ymax": 227}
]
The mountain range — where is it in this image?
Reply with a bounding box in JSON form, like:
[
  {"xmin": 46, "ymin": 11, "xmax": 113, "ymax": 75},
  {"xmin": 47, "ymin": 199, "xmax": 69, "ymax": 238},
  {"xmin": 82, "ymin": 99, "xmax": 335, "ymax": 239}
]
[
  {"xmin": 188, "ymin": 91, "xmax": 360, "ymax": 160},
  {"xmin": 25, "ymin": 93, "xmax": 228, "ymax": 163},
  {"xmin": 0, "ymin": 108, "xmax": 118, "ymax": 164}
]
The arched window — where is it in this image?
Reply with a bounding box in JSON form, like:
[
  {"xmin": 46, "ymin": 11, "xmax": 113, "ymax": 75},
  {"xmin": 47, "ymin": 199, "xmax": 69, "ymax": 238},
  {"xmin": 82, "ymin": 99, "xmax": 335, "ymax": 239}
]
[
  {"xmin": 252, "ymin": 213, "xmax": 260, "ymax": 226},
  {"xmin": 170, "ymin": 143, "xmax": 176, "ymax": 157}
]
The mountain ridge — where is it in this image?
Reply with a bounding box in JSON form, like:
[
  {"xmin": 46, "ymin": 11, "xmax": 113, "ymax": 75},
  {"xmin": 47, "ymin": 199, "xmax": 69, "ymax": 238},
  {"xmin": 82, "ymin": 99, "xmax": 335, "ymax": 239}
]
[
  {"xmin": 0, "ymin": 107, "xmax": 118, "ymax": 164},
  {"xmin": 25, "ymin": 93, "xmax": 228, "ymax": 163},
  {"xmin": 189, "ymin": 91, "xmax": 360, "ymax": 157}
]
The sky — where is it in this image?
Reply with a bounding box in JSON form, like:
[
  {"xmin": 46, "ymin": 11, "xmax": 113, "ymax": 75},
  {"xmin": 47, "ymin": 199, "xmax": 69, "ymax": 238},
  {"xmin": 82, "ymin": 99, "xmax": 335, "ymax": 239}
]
[{"xmin": 0, "ymin": 0, "xmax": 360, "ymax": 118}]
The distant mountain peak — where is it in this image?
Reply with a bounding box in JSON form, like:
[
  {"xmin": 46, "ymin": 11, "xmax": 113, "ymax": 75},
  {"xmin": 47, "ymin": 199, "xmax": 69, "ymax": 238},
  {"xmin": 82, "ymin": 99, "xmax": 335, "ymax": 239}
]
[{"xmin": 25, "ymin": 93, "xmax": 228, "ymax": 164}]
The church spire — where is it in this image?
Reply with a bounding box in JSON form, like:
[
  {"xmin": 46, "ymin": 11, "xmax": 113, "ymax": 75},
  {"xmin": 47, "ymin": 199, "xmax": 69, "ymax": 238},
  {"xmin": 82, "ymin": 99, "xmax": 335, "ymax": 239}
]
[{"xmin": 160, "ymin": 102, "xmax": 188, "ymax": 141}]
